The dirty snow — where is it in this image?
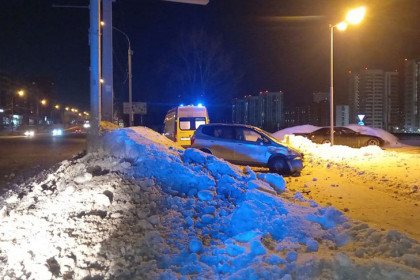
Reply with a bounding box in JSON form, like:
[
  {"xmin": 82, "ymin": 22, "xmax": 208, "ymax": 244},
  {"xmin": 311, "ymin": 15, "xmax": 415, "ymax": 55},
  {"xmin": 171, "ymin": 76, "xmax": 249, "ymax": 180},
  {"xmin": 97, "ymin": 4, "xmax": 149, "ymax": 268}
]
[{"xmin": 0, "ymin": 127, "xmax": 419, "ymax": 279}]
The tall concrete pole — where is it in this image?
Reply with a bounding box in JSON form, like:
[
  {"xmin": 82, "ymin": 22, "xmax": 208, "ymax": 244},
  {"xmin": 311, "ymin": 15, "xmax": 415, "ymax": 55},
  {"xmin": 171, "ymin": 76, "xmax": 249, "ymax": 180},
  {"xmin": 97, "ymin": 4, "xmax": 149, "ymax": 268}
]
[
  {"xmin": 128, "ymin": 45, "xmax": 133, "ymax": 126},
  {"xmin": 113, "ymin": 26, "xmax": 133, "ymax": 126},
  {"xmin": 102, "ymin": 0, "xmax": 114, "ymax": 122},
  {"xmin": 329, "ymin": 24, "xmax": 335, "ymax": 146},
  {"xmin": 88, "ymin": 0, "xmax": 101, "ymax": 151}
]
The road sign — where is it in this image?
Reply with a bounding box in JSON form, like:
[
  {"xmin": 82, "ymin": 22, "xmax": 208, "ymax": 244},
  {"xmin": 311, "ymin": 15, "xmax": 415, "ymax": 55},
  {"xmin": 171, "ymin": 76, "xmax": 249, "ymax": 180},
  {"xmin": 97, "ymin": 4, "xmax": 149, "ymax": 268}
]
[{"xmin": 123, "ymin": 102, "xmax": 147, "ymax": 115}]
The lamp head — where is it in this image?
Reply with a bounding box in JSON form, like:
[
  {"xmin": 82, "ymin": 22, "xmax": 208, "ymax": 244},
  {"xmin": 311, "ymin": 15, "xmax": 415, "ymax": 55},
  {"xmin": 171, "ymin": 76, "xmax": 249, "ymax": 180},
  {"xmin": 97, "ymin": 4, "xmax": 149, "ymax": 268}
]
[{"xmin": 346, "ymin": 7, "xmax": 366, "ymax": 25}]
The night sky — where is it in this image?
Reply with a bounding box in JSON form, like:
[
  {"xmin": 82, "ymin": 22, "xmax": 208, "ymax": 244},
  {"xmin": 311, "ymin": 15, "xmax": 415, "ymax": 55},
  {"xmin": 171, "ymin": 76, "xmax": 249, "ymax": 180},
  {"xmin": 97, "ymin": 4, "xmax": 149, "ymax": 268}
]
[{"xmin": 1, "ymin": 0, "xmax": 419, "ymax": 123}]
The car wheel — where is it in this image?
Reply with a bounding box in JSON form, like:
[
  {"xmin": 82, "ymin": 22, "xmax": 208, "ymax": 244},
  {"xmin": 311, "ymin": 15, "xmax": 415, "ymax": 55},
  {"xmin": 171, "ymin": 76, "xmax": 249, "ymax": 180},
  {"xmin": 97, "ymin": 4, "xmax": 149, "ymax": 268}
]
[
  {"xmin": 269, "ymin": 157, "xmax": 290, "ymax": 175},
  {"xmin": 367, "ymin": 138, "xmax": 380, "ymax": 146},
  {"xmin": 321, "ymin": 139, "xmax": 331, "ymax": 144},
  {"xmin": 200, "ymin": 148, "xmax": 212, "ymax": 154}
]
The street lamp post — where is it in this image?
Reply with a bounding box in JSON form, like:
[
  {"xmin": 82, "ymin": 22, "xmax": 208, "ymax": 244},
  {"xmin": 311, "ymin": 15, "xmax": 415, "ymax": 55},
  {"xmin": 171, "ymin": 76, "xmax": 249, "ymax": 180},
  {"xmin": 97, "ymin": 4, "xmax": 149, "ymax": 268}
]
[
  {"xmin": 11, "ymin": 90, "xmax": 25, "ymax": 131},
  {"xmin": 329, "ymin": 7, "xmax": 366, "ymax": 145},
  {"xmin": 113, "ymin": 26, "xmax": 134, "ymax": 127}
]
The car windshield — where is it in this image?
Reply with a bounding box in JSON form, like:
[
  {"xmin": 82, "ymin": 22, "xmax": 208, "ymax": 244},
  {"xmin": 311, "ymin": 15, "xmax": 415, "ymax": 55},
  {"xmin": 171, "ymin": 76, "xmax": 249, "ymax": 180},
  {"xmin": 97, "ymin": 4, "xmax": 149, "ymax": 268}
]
[{"xmin": 252, "ymin": 127, "xmax": 281, "ymax": 144}]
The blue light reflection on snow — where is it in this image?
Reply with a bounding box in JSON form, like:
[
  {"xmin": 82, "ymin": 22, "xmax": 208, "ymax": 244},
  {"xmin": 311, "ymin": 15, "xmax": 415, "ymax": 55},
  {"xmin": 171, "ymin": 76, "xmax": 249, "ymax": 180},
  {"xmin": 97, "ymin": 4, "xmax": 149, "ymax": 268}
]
[{"xmin": 103, "ymin": 129, "xmax": 351, "ymax": 278}]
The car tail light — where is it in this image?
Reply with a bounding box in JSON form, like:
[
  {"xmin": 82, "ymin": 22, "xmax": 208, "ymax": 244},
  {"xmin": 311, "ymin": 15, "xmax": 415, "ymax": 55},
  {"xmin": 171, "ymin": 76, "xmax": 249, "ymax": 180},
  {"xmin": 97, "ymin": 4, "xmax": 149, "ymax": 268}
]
[{"xmin": 191, "ymin": 135, "xmax": 195, "ymax": 145}]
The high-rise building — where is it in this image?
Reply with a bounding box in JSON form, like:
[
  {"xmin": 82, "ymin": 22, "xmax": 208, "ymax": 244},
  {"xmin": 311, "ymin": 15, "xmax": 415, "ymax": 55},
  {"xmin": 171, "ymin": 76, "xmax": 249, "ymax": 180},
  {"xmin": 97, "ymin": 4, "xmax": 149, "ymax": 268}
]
[
  {"xmin": 336, "ymin": 105, "xmax": 349, "ymax": 126},
  {"xmin": 384, "ymin": 72, "xmax": 399, "ymax": 131},
  {"xmin": 232, "ymin": 91, "xmax": 284, "ymax": 132},
  {"xmin": 403, "ymin": 59, "xmax": 420, "ymax": 132},
  {"xmin": 348, "ymin": 69, "xmax": 399, "ymax": 130}
]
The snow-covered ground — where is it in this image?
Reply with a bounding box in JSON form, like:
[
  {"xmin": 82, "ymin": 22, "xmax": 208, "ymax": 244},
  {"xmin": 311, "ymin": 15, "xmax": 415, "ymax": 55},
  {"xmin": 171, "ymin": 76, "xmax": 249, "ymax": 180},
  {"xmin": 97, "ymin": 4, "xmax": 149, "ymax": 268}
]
[
  {"xmin": 272, "ymin": 126, "xmax": 420, "ymax": 239},
  {"xmin": 0, "ymin": 127, "xmax": 419, "ymax": 279}
]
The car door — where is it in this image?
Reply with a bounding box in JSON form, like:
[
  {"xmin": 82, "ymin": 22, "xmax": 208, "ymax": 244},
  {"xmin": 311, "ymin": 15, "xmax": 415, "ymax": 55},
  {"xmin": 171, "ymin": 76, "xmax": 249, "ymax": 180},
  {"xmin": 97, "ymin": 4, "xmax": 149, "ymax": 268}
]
[
  {"xmin": 233, "ymin": 127, "xmax": 270, "ymax": 165},
  {"xmin": 340, "ymin": 127, "xmax": 358, "ymax": 147},
  {"xmin": 333, "ymin": 128, "xmax": 348, "ymax": 145},
  {"xmin": 205, "ymin": 126, "xmax": 236, "ymax": 162}
]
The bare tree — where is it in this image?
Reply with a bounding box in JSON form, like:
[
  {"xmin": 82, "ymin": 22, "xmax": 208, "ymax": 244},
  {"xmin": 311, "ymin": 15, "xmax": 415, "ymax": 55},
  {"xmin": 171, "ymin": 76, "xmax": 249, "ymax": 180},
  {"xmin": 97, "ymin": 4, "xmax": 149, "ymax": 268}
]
[{"xmin": 164, "ymin": 28, "xmax": 242, "ymax": 109}]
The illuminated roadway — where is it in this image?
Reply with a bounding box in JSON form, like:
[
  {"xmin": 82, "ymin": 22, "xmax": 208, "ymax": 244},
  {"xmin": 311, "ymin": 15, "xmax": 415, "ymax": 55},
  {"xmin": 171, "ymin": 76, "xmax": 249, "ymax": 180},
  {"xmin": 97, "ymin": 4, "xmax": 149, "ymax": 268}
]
[{"xmin": 0, "ymin": 132, "xmax": 86, "ymax": 190}]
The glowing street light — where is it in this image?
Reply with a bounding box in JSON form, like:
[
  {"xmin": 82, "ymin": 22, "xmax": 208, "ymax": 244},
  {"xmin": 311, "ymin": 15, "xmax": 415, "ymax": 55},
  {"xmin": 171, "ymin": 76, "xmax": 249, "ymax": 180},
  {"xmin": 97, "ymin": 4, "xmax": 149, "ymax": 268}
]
[
  {"xmin": 41, "ymin": 99, "xmax": 47, "ymax": 106},
  {"xmin": 65, "ymin": 107, "xmax": 70, "ymax": 111},
  {"xmin": 11, "ymin": 90, "xmax": 26, "ymax": 121},
  {"xmin": 346, "ymin": 7, "xmax": 366, "ymax": 25},
  {"xmin": 336, "ymin": 22, "xmax": 348, "ymax": 31},
  {"xmin": 329, "ymin": 7, "xmax": 366, "ymax": 145},
  {"xmin": 55, "ymin": 104, "xmax": 60, "ymax": 110}
]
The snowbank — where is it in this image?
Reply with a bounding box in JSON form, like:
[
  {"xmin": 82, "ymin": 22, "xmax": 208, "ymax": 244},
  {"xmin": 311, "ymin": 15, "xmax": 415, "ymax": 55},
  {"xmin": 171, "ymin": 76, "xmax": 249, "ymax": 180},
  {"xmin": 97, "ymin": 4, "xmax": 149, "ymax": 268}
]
[
  {"xmin": 346, "ymin": 124, "xmax": 401, "ymax": 147},
  {"xmin": 0, "ymin": 127, "xmax": 419, "ymax": 279},
  {"xmin": 273, "ymin": 124, "xmax": 403, "ymax": 147},
  {"xmin": 272, "ymin": 124, "xmax": 319, "ymax": 141},
  {"xmin": 100, "ymin": 121, "xmax": 120, "ymax": 131}
]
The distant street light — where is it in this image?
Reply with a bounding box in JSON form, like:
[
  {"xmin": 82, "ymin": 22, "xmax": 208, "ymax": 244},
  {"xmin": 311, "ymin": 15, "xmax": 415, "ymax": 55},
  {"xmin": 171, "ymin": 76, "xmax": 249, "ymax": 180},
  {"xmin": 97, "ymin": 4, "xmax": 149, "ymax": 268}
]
[
  {"xmin": 112, "ymin": 26, "xmax": 134, "ymax": 127},
  {"xmin": 11, "ymin": 90, "xmax": 26, "ymax": 130},
  {"xmin": 329, "ymin": 7, "xmax": 366, "ymax": 145},
  {"xmin": 55, "ymin": 104, "xmax": 60, "ymax": 110},
  {"xmin": 41, "ymin": 99, "xmax": 47, "ymax": 106}
]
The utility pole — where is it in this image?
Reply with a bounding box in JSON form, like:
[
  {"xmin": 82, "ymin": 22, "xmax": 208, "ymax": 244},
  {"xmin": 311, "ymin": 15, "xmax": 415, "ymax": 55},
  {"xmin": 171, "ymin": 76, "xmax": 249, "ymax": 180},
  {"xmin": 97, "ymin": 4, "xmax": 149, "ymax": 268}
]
[
  {"xmin": 101, "ymin": 0, "xmax": 114, "ymax": 123},
  {"xmin": 88, "ymin": 0, "xmax": 101, "ymax": 151},
  {"xmin": 128, "ymin": 43, "xmax": 133, "ymax": 126},
  {"xmin": 113, "ymin": 26, "xmax": 133, "ymax": 127}
]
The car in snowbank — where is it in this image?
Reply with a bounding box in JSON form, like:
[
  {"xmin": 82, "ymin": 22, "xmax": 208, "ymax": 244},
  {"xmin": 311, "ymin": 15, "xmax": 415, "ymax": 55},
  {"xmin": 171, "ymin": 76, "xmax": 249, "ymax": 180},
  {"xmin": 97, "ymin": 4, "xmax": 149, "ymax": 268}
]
[
  {"xmin": 191, "ymin": 123, "xmax": 303, "ymax": 175},
  {"xmin": 295, "ymin": 127, "xmax": 384, "ymax": 148}
]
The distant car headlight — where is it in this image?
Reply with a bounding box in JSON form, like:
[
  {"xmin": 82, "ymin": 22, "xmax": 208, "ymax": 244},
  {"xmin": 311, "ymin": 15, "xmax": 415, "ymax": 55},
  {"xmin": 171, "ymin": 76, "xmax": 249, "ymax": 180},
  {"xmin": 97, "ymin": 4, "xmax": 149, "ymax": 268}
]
[
  {"xmin": 24, "ymin": 130, "xmax": 35, "ymax": 137},
  {"xmin": 52, "ymin": 129, "xmax": 63, "ymax": 136},
  {"xmin": 83, "ymin": 123, "xmax": 90, "ymax": 128}
]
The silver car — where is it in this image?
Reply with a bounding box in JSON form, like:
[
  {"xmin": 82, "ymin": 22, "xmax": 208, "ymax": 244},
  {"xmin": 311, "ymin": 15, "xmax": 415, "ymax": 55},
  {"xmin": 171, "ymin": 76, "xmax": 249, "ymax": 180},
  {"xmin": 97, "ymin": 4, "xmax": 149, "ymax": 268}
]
[{"xmin": 191, "ymin": 123, "xmax": 303, "ymax": 175}]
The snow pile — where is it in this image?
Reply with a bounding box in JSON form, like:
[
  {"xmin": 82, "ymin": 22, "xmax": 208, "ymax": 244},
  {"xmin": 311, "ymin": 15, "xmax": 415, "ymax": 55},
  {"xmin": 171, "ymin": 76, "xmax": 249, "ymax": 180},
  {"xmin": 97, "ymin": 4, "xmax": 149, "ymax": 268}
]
[
  {"xmin": 0, "ymin": 127, "xmax": 419, "ymax": 279},
  {"xmin": 273, "ymin": 124, "xmax": 403, "ymax": 147},
  {"xmin": 272, "ymin": 124, "xmax": 319, "ymax": 141},
  {"xmin": 280, "ymin": 134, "xmax": 385, "ymax": 162},
  {"xmin": 100, "ymin": 121, "xmax": 120, "ymax": 131},
  {"xmin": 346, "ymin": 124, "xmax": 401, "ymax": 147}
]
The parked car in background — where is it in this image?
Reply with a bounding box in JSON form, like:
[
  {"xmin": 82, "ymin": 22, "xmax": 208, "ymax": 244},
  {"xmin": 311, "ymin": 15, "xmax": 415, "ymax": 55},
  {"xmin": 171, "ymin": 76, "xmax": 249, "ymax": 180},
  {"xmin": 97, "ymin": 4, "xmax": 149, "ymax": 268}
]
[
  {"xmin": 296, "ymin": 127, "xmax": 384, "ymax": 148},
  {"xmin": 191, "ymin": 123, "xmax": 303, "ymax": 175}
]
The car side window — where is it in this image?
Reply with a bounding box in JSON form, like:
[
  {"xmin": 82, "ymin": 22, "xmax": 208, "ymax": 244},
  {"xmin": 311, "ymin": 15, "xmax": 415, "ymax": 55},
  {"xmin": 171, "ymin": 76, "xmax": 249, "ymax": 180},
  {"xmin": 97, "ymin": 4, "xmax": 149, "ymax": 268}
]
[
  {"xmin": 209, "ymin": 126, "xmax": 234, "ymax": 140},
  {"xmin": 342, "ymin": 128, "xmax": 356, "ymax": 135},
  {"xmin": 201, "ymin": 126, "xmax": 214, "ymax": 136},
  {"xmin": 220, "ymin": 127, "xmax": 234, "ymax": 139},
  {"xmin": 236, "ymin": 128, "xmax": 265, "ymax": 143}
]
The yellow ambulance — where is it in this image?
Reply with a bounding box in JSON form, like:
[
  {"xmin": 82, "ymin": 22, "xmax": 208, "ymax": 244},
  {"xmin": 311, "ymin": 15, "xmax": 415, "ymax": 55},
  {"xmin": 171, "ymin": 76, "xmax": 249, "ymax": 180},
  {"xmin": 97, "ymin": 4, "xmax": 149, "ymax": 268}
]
[{"xmin": 163, "ymin": 104, "xmax": 209, "ymax": 147}]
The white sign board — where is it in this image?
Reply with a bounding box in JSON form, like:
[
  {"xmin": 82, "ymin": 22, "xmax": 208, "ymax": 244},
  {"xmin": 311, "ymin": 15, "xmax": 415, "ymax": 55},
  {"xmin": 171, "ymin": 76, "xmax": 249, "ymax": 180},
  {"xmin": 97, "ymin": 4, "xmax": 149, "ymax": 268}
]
[{"xmin": 123, "ymin": 102, "xmax": 147, "ymax": 115}]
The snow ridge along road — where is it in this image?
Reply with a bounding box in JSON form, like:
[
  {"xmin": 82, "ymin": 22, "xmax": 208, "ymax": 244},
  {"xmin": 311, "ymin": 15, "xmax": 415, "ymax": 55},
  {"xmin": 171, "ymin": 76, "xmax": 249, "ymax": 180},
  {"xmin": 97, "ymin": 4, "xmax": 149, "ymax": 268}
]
[{"xmin": 0, "ymin": 127, "xmax": 419, "ymax": 279}]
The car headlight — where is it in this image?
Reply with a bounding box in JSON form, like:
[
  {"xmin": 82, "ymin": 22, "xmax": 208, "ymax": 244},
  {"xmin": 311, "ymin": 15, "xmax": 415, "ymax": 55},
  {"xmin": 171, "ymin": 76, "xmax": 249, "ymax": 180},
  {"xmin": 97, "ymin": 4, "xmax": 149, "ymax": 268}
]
[
  {"xmin": 24, "ymin": 130, "xmax": 35, "ymax": 137},
  {"xmin": 52, "ymin": 129, "xmax": 63, "ymax": 136}
]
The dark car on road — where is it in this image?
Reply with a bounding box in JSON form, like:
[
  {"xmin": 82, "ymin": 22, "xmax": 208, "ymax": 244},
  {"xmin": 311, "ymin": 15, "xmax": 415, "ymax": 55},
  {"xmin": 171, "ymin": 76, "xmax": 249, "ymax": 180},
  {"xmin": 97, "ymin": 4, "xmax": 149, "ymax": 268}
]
[
  {"xmin": 191, "ymin": 123, "xmax": 303, "ymax": 175},
  {"xmin": 296, "ymin": 127, "xmax": 384, "ymax": 148}
]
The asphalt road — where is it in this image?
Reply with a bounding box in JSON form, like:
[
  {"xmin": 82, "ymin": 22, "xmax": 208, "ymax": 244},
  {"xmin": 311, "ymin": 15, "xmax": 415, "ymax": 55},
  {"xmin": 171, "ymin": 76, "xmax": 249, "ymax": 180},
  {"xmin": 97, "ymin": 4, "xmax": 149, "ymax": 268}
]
[{"xmin": 0, "ymin": 133, "xmax": 86, "ymax": 190}]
